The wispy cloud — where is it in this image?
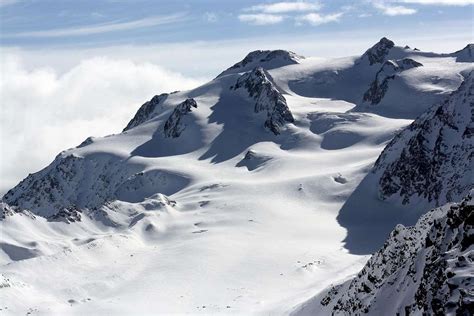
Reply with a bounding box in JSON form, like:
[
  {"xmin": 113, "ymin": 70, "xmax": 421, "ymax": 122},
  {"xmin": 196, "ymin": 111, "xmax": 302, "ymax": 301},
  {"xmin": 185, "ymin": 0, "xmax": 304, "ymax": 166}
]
[
  {"xmin": 0, "ymin": 0, "xmax": 19, "ymax": 7},
  {"xmin": 4, "ymin": 13, "xmax": 187, "ymax": 38},
  {"xmin": 204, "ymin": 12, "xmax": 218, "ymax": 23},
  {"xmin": 296, "ymin": 12, "xmax": 344, "ymax": 25},
  {"xmin": 373, "ymin": 2, "xmax": 417, "ymax": 15},
  {"xmin": 398, "ymin": 0, "xmax": 473, "ymax": 5},
  {"xmin": 245, "ymin": 1, "xmax": 321, "ymax": 13},
  {"xmin": 239, "ymin": 1, "xmax": 345, "ymax": 26},
  {"xmin": 238, "ymin": 14, "xmax": 285, "ymax": 25}
]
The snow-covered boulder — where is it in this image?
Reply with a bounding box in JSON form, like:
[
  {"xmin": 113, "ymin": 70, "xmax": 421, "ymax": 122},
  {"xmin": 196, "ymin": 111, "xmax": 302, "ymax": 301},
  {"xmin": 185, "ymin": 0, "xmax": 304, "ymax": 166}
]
[
  {"xmin": 373, "ymin": 71, "xmax": 474, "ymax": 206},
  {"xmin": 232, "ymin": 67, "xmax": 294, "ymax": 134}
]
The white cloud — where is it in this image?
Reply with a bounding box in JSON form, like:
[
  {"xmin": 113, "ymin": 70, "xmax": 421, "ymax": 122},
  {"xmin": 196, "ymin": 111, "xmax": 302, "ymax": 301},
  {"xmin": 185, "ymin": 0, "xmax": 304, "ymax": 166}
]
[
  {"xmin": 246, "ymin": 1, "xmax": 321, "ymax": 13},
  {"xmin": 398, "ymin": 0, "xmax": 473, "ymax": 5},
  {"xmin": 0, "ymin": 55, "xmax": 204, "ymax": 194},
  {"xmin": 238, "ymin": 14, "xmax": 285, "ymax": 25},
  {"xmin": 204, "ymin": 12, "xmax": 218, "ymax": 23},
  {"xmin": 373, "ymin": 2, "xmax": 417, "ymax": 15},
  {"xmin": 296, "ymin": 12, "xmax": 344, "ymax": 25},
  {"xmin": 4, "ymin": 13, "xmax": 187, "ymax": 38}
]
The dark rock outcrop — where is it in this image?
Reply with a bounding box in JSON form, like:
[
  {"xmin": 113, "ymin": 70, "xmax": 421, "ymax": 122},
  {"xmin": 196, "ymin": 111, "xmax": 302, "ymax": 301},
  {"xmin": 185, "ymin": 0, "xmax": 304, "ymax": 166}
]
[
  {"xmin": 318, "ymin": 191, "xmax": 474, "ymax": 315},
  {"xmin": 123, "ymin": 93, "xmax": 169, "ymax": 131},
  {"xmin": 163, "ymin": 98, "xmax": 198, "ymax": 138},
  {"xmin": 361, "ymin": 37, "xmax": 395, "ymax": 65},
  {"xmin": 363, "ymin": 58, "xmax": 423, "ymax": 105},
  {"xmin": 232, "ymin": 67, "xmax": 294, "ymax": 135}
]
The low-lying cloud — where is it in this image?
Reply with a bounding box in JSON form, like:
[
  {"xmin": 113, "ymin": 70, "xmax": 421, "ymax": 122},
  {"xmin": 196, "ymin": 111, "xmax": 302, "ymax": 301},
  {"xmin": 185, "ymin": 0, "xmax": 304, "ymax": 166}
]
[{"xmin": 0, "ymin": 54, "xmax": 204, "ymax": 194}]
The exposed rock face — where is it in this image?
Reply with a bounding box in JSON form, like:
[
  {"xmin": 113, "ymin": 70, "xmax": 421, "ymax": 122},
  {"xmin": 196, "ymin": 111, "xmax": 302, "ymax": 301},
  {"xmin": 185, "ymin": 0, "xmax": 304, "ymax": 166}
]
[
  {"xmin": 232, "ymin": 67, "xmax": 294, "ymax": 135},
  {"xmin": 453, "ymin": 44, "xmax": 474, "ymax": 63},
  {"xmin": 2, "ymin": 153, "xmax": 140, "ymax": 219},
  {"xmin": 319, "ymin": 191, "xmax": 474, "ymax": 315},
  {"xmin": 163, "ymin": 98, "xmax": 198, "ymax": 138},
  {"xmin": 373, "ymin": 71, "xmax": 473, "ymax": 206},
  {"xmin": 363, "ymin": 58, "xmax": 423, "ymax": 105},
  {"xmin": 362, "ymin": 37, "xmax": 395, "ymax": 65},
  {"xmin": 123, "ymin": 93, "xmax": 169, "ymax": 131},
  {"xmin": 1, "ymin": 202, "xmax": 17, "ymax": 219},
  {"xmin": 218, "ymin": 50, "xmax": 303, "ymax": 77}
]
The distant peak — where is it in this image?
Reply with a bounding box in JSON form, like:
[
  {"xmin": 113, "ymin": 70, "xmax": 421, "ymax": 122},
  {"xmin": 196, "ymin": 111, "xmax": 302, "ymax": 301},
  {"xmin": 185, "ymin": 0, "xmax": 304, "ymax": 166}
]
[
  {"xmin": 377, "ymin": 37, "xmax": 395, "ymax": 47},
  {"xmin": 452, "ymin": 43, "xmax": 474, "ymax": 62},
  {"xmin": 217, "ymin": 49, "xmax": 304, "ymax": 78},
  {"xmin": 362, "ymin": 37, "xmax": 395, "ymax": 65}
]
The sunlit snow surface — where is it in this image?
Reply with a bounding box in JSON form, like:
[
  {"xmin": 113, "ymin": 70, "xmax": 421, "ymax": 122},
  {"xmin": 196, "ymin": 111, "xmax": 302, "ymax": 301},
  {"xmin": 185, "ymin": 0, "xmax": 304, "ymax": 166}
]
[{"xmin": 1, "ymin": 43, "xmax": 472, "ymax": 315}]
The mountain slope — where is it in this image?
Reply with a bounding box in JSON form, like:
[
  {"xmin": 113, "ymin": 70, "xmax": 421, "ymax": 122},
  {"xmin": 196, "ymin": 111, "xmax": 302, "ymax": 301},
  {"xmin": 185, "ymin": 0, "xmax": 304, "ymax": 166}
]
[
  {"xmin": 1, "ymin": 39, "xmax": 473, "ymax": 315},
  {"xmin": 373, "ymin": 70, "xmax": 473, "ymax": 207},
  {"xmin": 294, "ymin": 191, "xmax": 474, "ymax": 316}
]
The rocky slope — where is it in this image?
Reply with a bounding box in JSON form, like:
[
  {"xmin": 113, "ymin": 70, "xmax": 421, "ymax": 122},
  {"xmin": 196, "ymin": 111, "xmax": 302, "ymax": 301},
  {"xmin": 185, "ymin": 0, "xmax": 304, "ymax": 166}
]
[
  {"xmin": 373, "ymin": 71, "xmax": 473, "ymax": 206},
  {"xmin": 296, "ymin": 191, "xmax": 473, "ymax": 316},
  {"xmin": 363, "ymin": 58, "xmax": 423, "ymax": 105},
  {"xmin": 123, "ymin": 93, "xmax": 170, "ymax": 131},
  {"xmin": 1, "ymin": 38, "xmax": 473, "ymax": 315},
  {"xmin": 163, "ymin": 98, "xmax": 198, "ymax": 138},
  {"xmin": 452, "ymin": 44, "xmax": 474, "ymax": 63},
  {"xmin": 232, "ymin": 67, "xmax": 294, "ymax": 134},
  {"xmin": 360, "ymin": 37, "xmax": 395, "ymax": 66}
]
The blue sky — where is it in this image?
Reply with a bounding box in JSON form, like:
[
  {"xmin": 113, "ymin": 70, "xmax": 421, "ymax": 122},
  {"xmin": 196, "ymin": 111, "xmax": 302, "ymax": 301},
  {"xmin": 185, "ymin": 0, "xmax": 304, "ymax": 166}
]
[{"xmin": 1, "ymin": 0, "xmax": 473, "ymax": 49}]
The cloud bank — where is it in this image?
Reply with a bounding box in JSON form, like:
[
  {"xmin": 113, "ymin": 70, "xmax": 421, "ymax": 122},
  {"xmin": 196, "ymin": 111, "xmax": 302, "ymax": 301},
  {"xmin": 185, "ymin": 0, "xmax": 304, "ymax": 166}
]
[{"xmin": 0, "ymin": 55, "xmax": 203, "ymax": 194}]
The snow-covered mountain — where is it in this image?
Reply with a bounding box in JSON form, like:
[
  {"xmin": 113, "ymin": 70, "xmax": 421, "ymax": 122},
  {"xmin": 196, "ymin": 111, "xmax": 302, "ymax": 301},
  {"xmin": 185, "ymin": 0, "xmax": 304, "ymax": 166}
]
[
  {"xmin": 293, "ymin": 190, "xmax": 474, "ymax": 316},
  {"xmin": 1, "ymin": 38, "xmax": 473, "ymax": 315},
  {"xmin": 373, "ymin": 70, "xmax": 473, "ymax": 207}
]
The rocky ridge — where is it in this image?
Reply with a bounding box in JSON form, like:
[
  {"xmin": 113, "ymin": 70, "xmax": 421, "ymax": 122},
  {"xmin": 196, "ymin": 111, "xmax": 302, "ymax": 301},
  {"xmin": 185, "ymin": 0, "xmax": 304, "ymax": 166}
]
[
  {"xmin": 232, "ymin": 67, "xmax": 294, "ymax": 135},
  {"xmin": 363, "ymin": 58, "xmax": 423, "ymax": 105},
  {"xmin": 372, "ymin": 71, "xmax": 473, "ymax": 206},
  {"xmin": 316, "ymin": 191, "xmax": 474, "ymax": 315}
]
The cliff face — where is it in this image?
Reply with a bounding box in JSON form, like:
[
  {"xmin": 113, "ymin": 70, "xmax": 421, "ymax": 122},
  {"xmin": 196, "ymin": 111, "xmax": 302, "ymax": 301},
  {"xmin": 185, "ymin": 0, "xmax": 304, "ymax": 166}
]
[
  {"xmin": 316, "ymin": 191, "xmax": 474, "ymax": 315},
  {"xmin": 373, "ymin": 71, "xmax": 474, "ymax": 206},
  {"xmin": 232, "ymin": 67, "xmax": 294, "ymax": 135}
]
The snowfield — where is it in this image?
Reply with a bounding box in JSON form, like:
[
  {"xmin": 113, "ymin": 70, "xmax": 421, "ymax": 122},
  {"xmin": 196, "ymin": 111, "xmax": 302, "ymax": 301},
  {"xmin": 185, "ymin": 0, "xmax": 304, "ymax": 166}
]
[{"xmin": 1, "ymin": 38, "xmax": 473, "ymax": 315}]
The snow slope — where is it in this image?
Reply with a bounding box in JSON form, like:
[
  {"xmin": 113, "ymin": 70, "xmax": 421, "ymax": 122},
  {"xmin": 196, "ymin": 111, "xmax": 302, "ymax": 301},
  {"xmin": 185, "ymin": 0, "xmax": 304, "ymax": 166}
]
[{"xmin": 1, "ymin": 38, "xmax": 473, "ymax": 315}]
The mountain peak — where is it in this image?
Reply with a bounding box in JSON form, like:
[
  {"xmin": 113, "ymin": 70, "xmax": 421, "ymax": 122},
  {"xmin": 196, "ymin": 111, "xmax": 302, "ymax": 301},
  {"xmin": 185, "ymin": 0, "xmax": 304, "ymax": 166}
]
[
  {"xmin": 123, "ymin": 93, "xmax": 169, "ymax": 131},
  {"xmin": 362, "ymin": 37, "xmax": 396, "ymax": 65},
  {"xmin": 452, "ymin": 43, "xmax": 474, "ymax": 62},
  {"xmin": 217, "ymin": 49, "xmax": 303, "ymax": 78}
]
